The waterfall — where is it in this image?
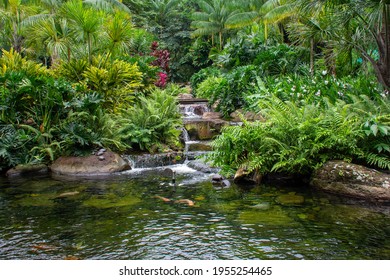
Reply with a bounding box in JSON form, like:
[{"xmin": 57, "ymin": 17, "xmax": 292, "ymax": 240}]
[
  {"xmin": 179, "ymin": 103, "xmax": 210, "ymax": 119},
  {"xmin": 180, "ymin": 127, "xmax": 190, "ymax": 161}
]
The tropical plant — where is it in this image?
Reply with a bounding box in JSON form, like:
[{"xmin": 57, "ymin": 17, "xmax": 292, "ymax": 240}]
[
  {"xmin": 191, "ymin": 0, "xmax": 256, "ymax": 50},
  {"xmin": 114, "ymin": 88, "xmax": 183, "ymax": 152},
  {"xmin": 206, "ymin": 94, "xmax": 390, "ymax": 178},
  {"xmin": 297, "ymin": 0, "xmax": 390, "ymax": 89},
  {"xmin": 0, "ymin": 48, "xmax": 48, "ymax": 77},
  {"xmin": 193, "ymin": 65, "xmax": 261, "ymax": 117},
  {"xmin": 59, "ymin": 0, "xmax": 104, "ymax": 64}
]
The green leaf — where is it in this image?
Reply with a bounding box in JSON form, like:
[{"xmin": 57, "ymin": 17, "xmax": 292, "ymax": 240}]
[{"xmin": 370, "ymin": 124, "xmax": 378, "ymax": 136}]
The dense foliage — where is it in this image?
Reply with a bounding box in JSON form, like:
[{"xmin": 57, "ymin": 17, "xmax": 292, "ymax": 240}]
[
  {"xmin": 205, "ymin": 95, "xmax": 390, "ymax": 177},
  {"xmin": 1, "ymin": 0, "xmax": 389, "ymax": 176}
]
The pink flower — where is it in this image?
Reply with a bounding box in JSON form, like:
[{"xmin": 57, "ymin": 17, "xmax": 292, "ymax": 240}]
[{"xmin": 155, "ymin": 72, "xmax": 168, "ymax": 88}]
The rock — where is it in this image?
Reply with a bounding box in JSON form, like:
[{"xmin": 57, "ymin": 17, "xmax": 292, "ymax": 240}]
[
  {"xmin": 211, "ymin": 174, "xmax": 224, "ymax": 183},
  {"xmin": 187, "ymin": 141, "xmax": 212, "ymax": 152},
  {"xmin": 221, "ymin": 179, "xmax": 231, "ymax": 187},
  {"xmin": 234, "ymin": 168, "xmax": 263, "ymax": 185},
  {"xmin": 178, "ymin": 93, "xmax": 193, "ymax": 99},
  {"xmin": 187, "ymin": 160, "xmax": 220, "ymax": 173},
  {"xmin": 202, "ymin": 112, "xmax": 222, "ymax": 120},
  {"xmin": 50, "ymin": 151, "xmax": 131, "ymax": 176},
  {"xmin": 6, "ymin": 164, "xmax": 49, "ymax": 177},
  {"xmin": 184, "ymin": 119, "xmax": 227, "ymax": 140},
  {"xmin": 98, "ymin": 156, "xmax": 105, "ymax": 161},
  {"xmin": 276, "ymin": 194, "xmax": 305, "ymax": 206},
  {"xmin": 230, "ymin": 110, "xmax": 265, "ymax": 122},
  {"xmin": 310, "ymin": 160, "xmax": 390, "ymax": 202}
]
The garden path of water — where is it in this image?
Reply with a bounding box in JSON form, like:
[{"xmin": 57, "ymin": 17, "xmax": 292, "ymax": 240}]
[{"xmin": 0, "ymin": 164, "xmax": 389, "ymax": 260}]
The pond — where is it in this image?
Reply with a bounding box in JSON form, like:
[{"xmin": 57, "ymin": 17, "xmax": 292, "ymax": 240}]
[{"xmin": 0, "ymin": 164, "xmax": 389, "ymax": 260}]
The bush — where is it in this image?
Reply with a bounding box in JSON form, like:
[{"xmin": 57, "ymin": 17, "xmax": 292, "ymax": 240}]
[
  {"xmin": 190, "ymin": 67, "xmax": 221, "ymax": 96},
  {"xmin": 114, "ymin": 89, "xmax": 183, "ymax": 152},
  {"xmin": 205, "ymin": 95, "xmax": 390, "ymax": 177},
  {"xmin": 194, "ymin": 65, "xmax": 261, "ymax": 117}
]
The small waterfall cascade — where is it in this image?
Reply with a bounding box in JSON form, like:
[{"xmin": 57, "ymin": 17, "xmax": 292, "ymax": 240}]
[
  {"xmin": 180, "ymin": 127, "xmax": 190, "ymax": 156},
  {"xmin": 179, "ymin": 99, "xmax": 210, "ymax": 119},
  {"xmin": 122, "ymin": 97, "xmax": 216, "ymax": 172}
]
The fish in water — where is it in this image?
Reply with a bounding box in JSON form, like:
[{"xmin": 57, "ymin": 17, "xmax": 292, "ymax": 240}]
[
  {"xmin": 154, "ymin": 195, "xmax": 172, "ymax": 202},
  {"xmin": 154, "ymin": 195, "xmax": 195, "ymax": 206},
  {"xmin": 175, "ymin": 199, "xmax": 195, "ymax": 206},
  {"xmin": 32, "ymin": 243, "xmax": 57, "ymax": 251},
  {"xmin": 56, "ymin": 191, "xmax": 80, "ymax": 198}
]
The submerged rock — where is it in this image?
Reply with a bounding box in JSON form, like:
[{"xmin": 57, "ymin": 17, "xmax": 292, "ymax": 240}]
[
  {"xmin": 234, "ymin": 168, "xmax": 262, "ymax": 185},
  {"xmin": 310, "ymin": 160, "xmax": 390, "ymax": 202},
  {"xmin": 50, "ymin": 151, "xmax": 131, "ymax": 175},
  {"xmin": 187, "ymin": 159, "xmax": 220, "ymax": 173},
  {"xmin": 276, "ymin": 194, "xmax": 305, "ymax": 206},
  {"xmin": 6, "ymin": 164, "xmax": 49, "ymax": 177}
]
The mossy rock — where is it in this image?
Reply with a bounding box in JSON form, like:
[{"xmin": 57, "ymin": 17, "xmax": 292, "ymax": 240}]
[
  {"xmin": 6, "ymin": 164, "xmax": 48, "ymax": 177},
  {"xmin": 238, "ymin": 207, "xmax": 296, "ymax": 226},
  {"xmin": 14, "ymin": 193, "xmax": 56, "ymax": 207},
  {"xmin": 83, "ymin": 194, "xmax": 141, "ymax": 209},
  {"xmin": 276, "ymin": 194, "xmax": 305, "ymax": 206}
]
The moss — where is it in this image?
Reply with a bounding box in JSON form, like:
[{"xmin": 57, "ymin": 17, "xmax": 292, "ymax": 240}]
[
  {"xmin": 14, "ymin": 193, "xmax": 56, "ymax": 207},
  {"xmin": 238, "ymin": 206, "xmax": 297, "ymax": 226},
  {"xmin": 275, "ymin": 194, "xmax": 305, "ymax": 206},
  {"xmin": 82, "ymin": 194, "xmax": 141, "ymax": 209}
]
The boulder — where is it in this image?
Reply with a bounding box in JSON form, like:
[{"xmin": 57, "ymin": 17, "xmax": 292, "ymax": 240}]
[
  {"xmin": 6, "ymin": 164, "xmax": 49, "ymax": 177},
  {"xmin": 234, "ymin": 168, "xmax": 263, "ymax": 185},
  {"xmin": 230, "ymin": 110, "xmax": 265, "ymax": 122},
  {"xmin": 184, "ymin": 119, "xmax": 227, "ymax": 140},
  {"xmin": 202, "ymin": 112, "xmax": 222, "ymax": 120},
  {"xmin": 310, "ymin": 160, "xmax": 390, "ymax": 202},
  {"xmin": 50, "ymin": 151, "xmax": 131, "ymax": 175}
]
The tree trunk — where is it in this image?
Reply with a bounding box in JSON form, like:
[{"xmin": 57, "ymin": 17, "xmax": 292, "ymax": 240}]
[
  {"xmin": 383, "ymin": 4, "xmax": 390, "ymax": 88},
  {"xmin": 219, "ymin": 31, "xmax": 222, "ymax": 51},
  {"xmin": 67, "ymin": 47, "xmax": 71, "ymax": 62},
  {"xmin": 310, "ymin": 38, "xmax": 314, "ymax": 76},
  {"xmin": 87, "ymin": 32, "xmax": 92, "ymax": 64}
]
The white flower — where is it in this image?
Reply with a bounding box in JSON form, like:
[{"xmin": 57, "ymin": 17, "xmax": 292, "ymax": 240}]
[
  {"xmin": 324, "ymin": 80, "xmax": 329, "ymax": 85},
  {"xmin": 338, "ymin": 91, "xmax": 343, "ymax": 96},
  {"xmin": 315, "ymin": 90, "xmax": 321, "ymax": 96},
  {"xmin": 322, "ymin": 70, "xmax": 327, "ymax": 76}
]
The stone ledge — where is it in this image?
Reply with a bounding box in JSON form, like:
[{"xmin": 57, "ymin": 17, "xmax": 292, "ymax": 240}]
[
  {"xmin": 50, "ymin": 151, "xmax": 130, "ymax": 176},
  {"xmin": 310, "ymin": 160, "xmax": 390, "ymax": 202}
]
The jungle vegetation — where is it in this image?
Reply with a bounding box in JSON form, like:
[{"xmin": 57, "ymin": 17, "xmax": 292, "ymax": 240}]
[{"xmin": 0, "ymin": 0, "xmax": 389, "ymax": 175}]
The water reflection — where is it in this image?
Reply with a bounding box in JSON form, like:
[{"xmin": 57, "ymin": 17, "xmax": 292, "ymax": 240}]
[{"xmin": 0, "ymin": 166, "xmax": 389, "ymax": 260}]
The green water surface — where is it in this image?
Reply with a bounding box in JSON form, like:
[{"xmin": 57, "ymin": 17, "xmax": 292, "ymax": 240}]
[{"xmin": 0, "ymin": 165, "xmax": 389, "ymax": 260}]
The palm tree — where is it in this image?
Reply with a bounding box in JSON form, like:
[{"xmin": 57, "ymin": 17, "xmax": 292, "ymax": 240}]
[
  {"xmin": 141, "ymin": 0, "xmax": 181, "ymax": 39},
  {"xmin": 25, "ymin": 17, "xmax": 75, "ymax": 66},
  {"xmin": 0, "ymin": 0, "xmax": 37, "ymax": 52},
  {"xmin": 60, "ymin": 0, "xmax": 103, "ymax": 64},
  {"xmin": 102, "ymin": 11, "xmax": 133, "ymax": 59},
  {"xmin": 191, "ymin": 0, "xmax": 256, "ymax": 50},
  {"xmin": 298, "ymin": 0, "xmax": 390, "ymax": 89},
  {"xmin": 261, "ymin": 0, "xmax": 297, "ymax": 42}
]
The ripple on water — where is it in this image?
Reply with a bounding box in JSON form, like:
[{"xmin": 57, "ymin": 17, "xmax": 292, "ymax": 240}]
[{"xmin": 1, "ymin": 168, "xmax": 390, "ymax": 260}]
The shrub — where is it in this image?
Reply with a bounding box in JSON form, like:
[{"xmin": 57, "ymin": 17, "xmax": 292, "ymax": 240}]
[
  {"xmin": 114, "ymin": 89, "xmax": 182, "ymax": 152},
  {"xmin": 205, "ymin": 95, "xmax": 390, "ymax": 177},
  {"xmin": 190, "ymin": 67, "xmax": 221, "ymax": 96}
]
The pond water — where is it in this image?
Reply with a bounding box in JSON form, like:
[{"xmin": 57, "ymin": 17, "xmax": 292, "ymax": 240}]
[{"xmin": 0, "ymin": 164, "xmax": 389, "ymax": 260}]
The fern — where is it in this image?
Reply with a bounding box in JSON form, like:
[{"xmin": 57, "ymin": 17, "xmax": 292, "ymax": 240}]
[{"xmin": 365, "ymin": 153, "xmax": 390, "ymax": 170}]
